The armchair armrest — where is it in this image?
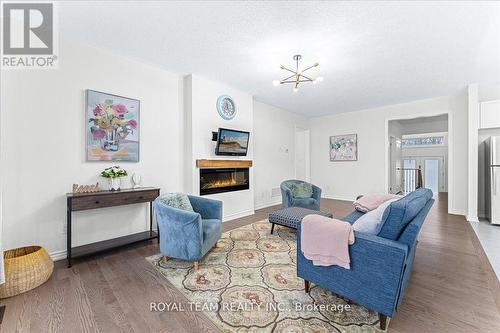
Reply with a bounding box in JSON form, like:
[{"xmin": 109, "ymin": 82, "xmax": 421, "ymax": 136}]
[
  {"xmin": 188, "ymin": 195, "xmax": 223, "ymax": 220},
  {"xmin": 312, "ymin": 184, "xmax": 322, "ymax": 201},
  {"xmin": 280, "ymin": 184, "xmax": 294, "ymax": 208},
  {"xmin": 154, "ymin": 199, "xmax": 203, "ymax": 256},
  {"xmin": 297, "ymin": 224, "xmax": 408, "ymax": 316}
]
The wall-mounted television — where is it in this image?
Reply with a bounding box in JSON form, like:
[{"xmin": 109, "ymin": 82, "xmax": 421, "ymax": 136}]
[{"xmin": 215, "ymin": 128, "xmax": 250, "ymax": 156}]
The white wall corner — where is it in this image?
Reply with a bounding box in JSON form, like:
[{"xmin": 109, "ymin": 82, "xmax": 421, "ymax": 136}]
[{"xmin": 467, "ymin": 83, "xmax": 479, "ymax": 220}]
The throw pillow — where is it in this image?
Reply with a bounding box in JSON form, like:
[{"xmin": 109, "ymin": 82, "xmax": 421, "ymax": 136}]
[
  {"xmin": 290, "ymin": 182, "xmax": 313, "ymax": 198},
  {"xmin": 158, "ymin": 192, "xmax": 194, "ymax": 212},
  {"xmin": 353, "ymin": 198, "xmax": 399, "ymax": 234},
  {"xmin": 353, "ymin": 193, "xmax": 403, "ymax": 212}
]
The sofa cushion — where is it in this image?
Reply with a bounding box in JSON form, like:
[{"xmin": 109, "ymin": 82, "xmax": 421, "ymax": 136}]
[
  {"xmin": 377, "ymin": 188, "xmax": 433, "ymax": 240},
  {"xmin": 353, "ymin": 198, "xmax": 400, "ymax": 234},
  {"xmin": 342, "ymin": 210, "xmax": 365, "ymax": 224},
  {"xmin": 158, "ymin": 192, "xmax": 194, "ymax": 212},
  {"xmin": 289, "ymin": 182, "xmax": 313, "ymax": 198}
]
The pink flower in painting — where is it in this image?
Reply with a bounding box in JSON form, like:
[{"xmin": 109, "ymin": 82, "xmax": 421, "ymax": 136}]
[
  {"xmin": 92, "ymin": 129, "xmax": 106, "ymax": 139},
  {"xmin": 112, "ymin": 104, "xmax": 128, "ymax": 116},
  {"xmin": 93, "ymin": 105, "xmax": 102, "ymax": 116},
  {"xmin": 128, "ymin": 119, "xmax": 137, "ymax": 129}
]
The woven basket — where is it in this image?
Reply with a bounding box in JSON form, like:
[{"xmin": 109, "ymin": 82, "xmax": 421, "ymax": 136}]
[{"xmin": 0, "ymin": 246, "xmax": 54, "ymax": 298}]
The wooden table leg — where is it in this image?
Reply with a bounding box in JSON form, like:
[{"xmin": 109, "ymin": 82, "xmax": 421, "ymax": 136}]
[
  {"xmin": 67, "ymin": 198, "xmax": 72, "ymax": 268},
  {"xmin": 379, "ymin": 314, "xmax": 387, "ymax": 330}
]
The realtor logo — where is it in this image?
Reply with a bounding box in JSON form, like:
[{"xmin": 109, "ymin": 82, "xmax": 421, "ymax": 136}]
[{"xmin": 1, "ymin": 2, "xmax": 58, "ymax": 68}]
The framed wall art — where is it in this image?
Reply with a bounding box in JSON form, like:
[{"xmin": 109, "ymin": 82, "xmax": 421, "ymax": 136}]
[
  {"xmin": 86, "ymin": 90, "xmax": 140, "ymax": 162},
  {"xmin": 330, "ymin": 134, "xmax": 357, "ymax": 161}
]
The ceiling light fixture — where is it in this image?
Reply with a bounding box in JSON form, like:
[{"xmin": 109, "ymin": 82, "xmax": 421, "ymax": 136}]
[{"xmin": 272, "ymin": 54, "xmax": 322, "ymax": 91}]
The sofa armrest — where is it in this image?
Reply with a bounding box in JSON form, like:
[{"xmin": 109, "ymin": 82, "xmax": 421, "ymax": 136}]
[
  {"xmin": 188, "ymin": 195, "xmax": 223, "ymax": 220},
  {"xmin": 297, "ymin": 224, "xmax": 408, "ymax": 316}
]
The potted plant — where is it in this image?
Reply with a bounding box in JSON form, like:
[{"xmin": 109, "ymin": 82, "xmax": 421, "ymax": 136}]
[{"xmin": 101, "ymin": 166, "xmax": 128, "ymax": 191}]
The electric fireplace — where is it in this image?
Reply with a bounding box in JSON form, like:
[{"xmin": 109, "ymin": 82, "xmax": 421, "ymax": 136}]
[{"xmin": 200, "ymin": 168, "xmax": 249, "ymax": 195}]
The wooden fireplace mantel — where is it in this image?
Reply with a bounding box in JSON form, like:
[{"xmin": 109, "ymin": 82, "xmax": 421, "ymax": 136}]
[{"xmin": 196, "ymin": 159, "xmax": 253, "ymax": 169}]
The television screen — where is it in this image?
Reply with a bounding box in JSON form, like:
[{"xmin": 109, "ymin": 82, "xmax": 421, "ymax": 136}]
[{"xmin": 216, "ymin": 128, "xmax": 250, "ymax": 156}]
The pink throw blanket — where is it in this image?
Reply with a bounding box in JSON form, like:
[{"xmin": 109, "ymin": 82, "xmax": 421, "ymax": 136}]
[
  {"xmin": 353, "ymin": 193, "xmax": 402, "ymax": 213},
  {"xmin": 301, "ymin": 214, "xmax": 355, "ymax": 269}
]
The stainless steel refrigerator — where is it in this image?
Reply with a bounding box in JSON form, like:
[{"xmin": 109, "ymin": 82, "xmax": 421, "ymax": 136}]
[{"xmin": 485, "ymin": 136, "xmax": 500, "ymax": 224}]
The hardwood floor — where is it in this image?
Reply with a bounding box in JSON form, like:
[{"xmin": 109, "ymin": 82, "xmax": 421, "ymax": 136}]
[{"xmin": 1, "ymin": 194, "xmax": 500, "ymax": 332}]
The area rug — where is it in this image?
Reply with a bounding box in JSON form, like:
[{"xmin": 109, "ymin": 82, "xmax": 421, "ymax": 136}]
[{"xmin": 146, "ymin": 220, "xmax": 387, "ymax": 332}]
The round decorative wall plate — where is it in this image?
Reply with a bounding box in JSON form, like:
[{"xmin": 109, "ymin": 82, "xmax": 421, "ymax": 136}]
[{"xmin": 216, "ymin": 95, "xmax": 236, "ymax": 120}]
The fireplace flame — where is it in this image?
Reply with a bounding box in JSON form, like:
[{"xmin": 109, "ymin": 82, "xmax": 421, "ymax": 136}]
[{"xmin": 201, "ymin": 178, "xmax": 239, "ymax": 189}]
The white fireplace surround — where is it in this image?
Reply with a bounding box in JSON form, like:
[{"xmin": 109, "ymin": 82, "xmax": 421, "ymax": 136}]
[{"xmin": 183, "ymin": 75, "xmax": 255, "ymax": 221}]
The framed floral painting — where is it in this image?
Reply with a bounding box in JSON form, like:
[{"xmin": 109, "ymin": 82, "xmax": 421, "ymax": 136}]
[
  {"xmin": 330, "ymin": 134, "xmax": 357, "ymax": 161},
  {"xmin": 86, "ymin": 90, "xmax": 140, "ymax": 162}
]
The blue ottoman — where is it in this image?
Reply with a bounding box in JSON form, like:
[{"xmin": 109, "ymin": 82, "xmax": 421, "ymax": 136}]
[{"xmin": 268, "ymin": 207, "xmax": 333, "ymax": 234}]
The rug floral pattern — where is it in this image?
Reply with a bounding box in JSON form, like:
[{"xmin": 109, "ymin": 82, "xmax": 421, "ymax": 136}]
[{"xmin": 146, "ymin": 220, "xmax": 387, "ymax": 332}]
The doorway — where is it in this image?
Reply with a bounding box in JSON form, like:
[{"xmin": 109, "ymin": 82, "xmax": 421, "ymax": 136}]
[
  {"xmin": 387, "ymin": 114, "xmax": 449, "ymax": 196},
  {"xmin": 403, "ymin": 156, "xmax": 445, "ymax": 196},
  {"xmin": 294, "ymin": 127, "xmax": 310, "ymax": 181}
]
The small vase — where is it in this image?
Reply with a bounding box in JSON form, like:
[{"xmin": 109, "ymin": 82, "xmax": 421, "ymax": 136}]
[
  {"xmin": 103, "ymin": 128, "xmax": 119, "ymax": 152},
  {"xmin": 109, "ymin": 177, "xmax": 121, "ymax": 191}
]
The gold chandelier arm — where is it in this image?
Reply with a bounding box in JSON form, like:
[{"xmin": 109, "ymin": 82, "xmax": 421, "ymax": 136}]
[
  {"xmin": 281, "ymin": 79, "xmax": 314, "ymax": 84},
  {"xmin": 299, "ymin": 73, "xmax": 314, "ymax": 81},
  {"xmin": 280, "ymin": 65, "xmax": 296, "ymax": 74},
  {"xmin": 281, "ymin": 74, "xmax": 296, "ymax": 81},
  {"xmin": 301, "ymin": 63, "xmax": 319, "ymax": 73}
]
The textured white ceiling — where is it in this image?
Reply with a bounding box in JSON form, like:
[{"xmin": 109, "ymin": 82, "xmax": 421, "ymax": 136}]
[{"xmin": 58, "ymin": 1, "xmax": 500, "ymax": 117}]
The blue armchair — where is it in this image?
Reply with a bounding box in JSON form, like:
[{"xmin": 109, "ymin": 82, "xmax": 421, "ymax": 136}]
[
  {"xmin": 281, "ymin": 179, "xmax": 322, "ymax": 211},
  {"xmin": 297, "ymin": 188, "xmax": 434, "ymax": 330},
  {"xmin": 154, "ymin": 195, "xmax": 222, "ymax": 270}
]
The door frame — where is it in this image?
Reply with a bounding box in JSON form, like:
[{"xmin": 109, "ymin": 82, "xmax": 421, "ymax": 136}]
[
  {"xmin": 389, "ymin": 136, "xmax": 403, "ymax": 194},
  {"xmin": 385, "ymin": 112, "xmax": 453, "ymax": 213}
]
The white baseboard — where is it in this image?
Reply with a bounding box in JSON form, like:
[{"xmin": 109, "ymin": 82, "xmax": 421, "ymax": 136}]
[
  {"xmin": 222, "ymin": 209, "xmax": 255, "ymax": 222},
  {"xmin": 322, "ymin": 194, "xmax": 356, "ymax": 202},
  {"xmin": 254, "ymin": 200, "xmax": 281, "ymax": 210},
  {"xmin": 49, "ymin": 249, "xmax": 67, "ymax": 262},
  {"xmin": 448, "ymin": 208, "xmax": 467, "ymax": 216},
  {"xmin": 50, "ymin": 211, "xmax": 255, "ymax": 260},
  {"xmin": 466, "ymin": 215, "xmax": 479, "ymax": 223}
]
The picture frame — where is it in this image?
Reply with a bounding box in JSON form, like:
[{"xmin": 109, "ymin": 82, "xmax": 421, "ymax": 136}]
[
  {"xmin": 330, "ymin": 134, "xmax": 357, "ymax": 161},
  {"xmin": 86, "ymin": 89, "xmax": 140, "ymax": 162}
]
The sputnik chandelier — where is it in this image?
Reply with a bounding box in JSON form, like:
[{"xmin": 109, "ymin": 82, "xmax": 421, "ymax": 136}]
[{"xmin": 272, "ymin": 54, "xmax": 323, "ymax": 92}]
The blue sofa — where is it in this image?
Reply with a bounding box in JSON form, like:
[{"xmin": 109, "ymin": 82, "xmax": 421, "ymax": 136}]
[
  {"xmin": 281, "ymin": 180, "xmax": 322, "ymax": 211},
  {"xmin": 154, "ymin": 195, "xmax": 222, "ymax": 270},
  {"xmin": 297, "ymin": 188, "xmax": 434, "ymax": 330}
]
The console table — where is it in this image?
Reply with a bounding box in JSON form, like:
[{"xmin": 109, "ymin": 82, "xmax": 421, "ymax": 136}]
[{"xmin": 66, "ymin": 187, "xmax": 160, "ymax": 267}]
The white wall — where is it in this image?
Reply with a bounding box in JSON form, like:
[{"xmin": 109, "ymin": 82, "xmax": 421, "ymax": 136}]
[
  {"xmin": 310, "ymin": 94, "xmax": 468, "ymax": 215},
  {"xmin": 184, "ymin": 75, "xmax": 255, "ymax": 221},
  {"xmin": 253, "ymin": 101, "xmax": 309, "ymax": 209},
  {"xmin": 0, "ymin": 40, "xmax": 184, "ymax": 258}
]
